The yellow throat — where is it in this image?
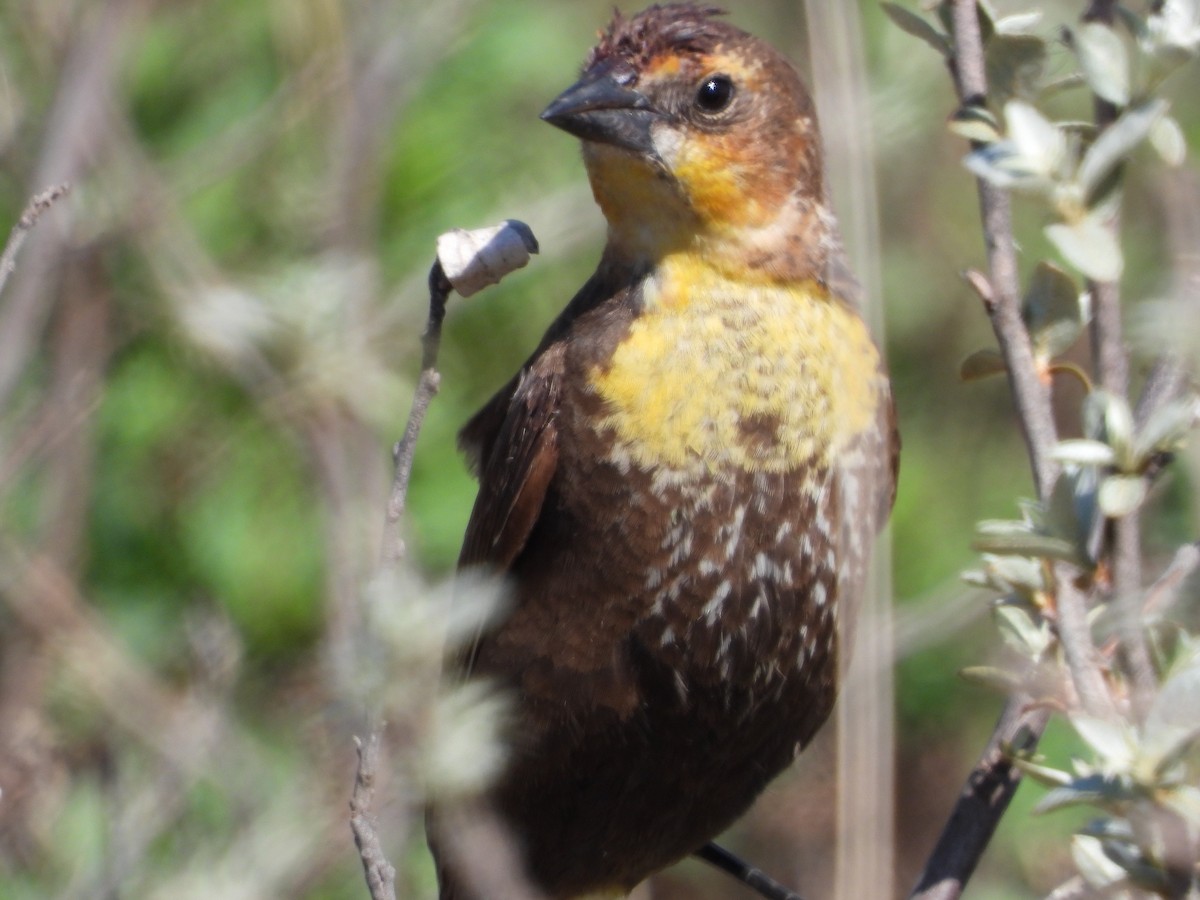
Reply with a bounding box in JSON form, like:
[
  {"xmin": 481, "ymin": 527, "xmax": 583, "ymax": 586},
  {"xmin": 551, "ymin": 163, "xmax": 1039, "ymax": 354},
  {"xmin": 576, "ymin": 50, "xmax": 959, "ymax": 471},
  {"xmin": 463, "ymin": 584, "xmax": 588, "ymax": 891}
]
[{"xmin": 589, "ymin": 252, "xmax": 882, "ymax": 473}]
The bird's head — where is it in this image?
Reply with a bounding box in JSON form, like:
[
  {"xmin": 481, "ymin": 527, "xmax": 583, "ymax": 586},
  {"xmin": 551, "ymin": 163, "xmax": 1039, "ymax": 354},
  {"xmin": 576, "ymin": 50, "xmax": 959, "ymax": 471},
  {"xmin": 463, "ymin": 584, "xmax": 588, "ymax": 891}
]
[{"xmin": 542, "ymin": 4, "xmax": 832, "ymax": 277}]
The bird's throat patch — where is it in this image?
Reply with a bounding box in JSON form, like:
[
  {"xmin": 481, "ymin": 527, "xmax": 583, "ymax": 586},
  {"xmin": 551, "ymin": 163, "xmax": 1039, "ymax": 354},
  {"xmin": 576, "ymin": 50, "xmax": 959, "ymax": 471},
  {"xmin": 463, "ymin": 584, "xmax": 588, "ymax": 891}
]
[{"xmin": 589, "ymin": 255, "xmax": 882, "ymax": 473}]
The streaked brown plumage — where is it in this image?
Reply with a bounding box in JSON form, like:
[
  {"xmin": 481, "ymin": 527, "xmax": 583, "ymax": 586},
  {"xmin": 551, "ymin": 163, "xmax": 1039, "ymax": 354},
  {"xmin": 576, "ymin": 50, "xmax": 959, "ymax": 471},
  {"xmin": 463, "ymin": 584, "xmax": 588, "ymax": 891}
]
[{"xmin": 430, "ymin": 4, "xmax": 898, "ymax": 897}]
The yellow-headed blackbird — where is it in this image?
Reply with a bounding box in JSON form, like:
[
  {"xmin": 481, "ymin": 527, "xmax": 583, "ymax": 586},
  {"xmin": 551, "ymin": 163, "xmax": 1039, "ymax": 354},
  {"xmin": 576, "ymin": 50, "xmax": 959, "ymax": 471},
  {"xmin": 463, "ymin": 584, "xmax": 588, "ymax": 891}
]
[{"xmin": 431, "ymin": 4, "xmax": 897, "ymax": 897}]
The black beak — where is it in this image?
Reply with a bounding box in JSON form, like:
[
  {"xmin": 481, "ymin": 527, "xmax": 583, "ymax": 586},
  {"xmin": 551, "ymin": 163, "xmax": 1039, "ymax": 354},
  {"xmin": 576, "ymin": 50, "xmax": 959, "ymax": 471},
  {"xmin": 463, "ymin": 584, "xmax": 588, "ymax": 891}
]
[{"xmin": 541, "ymin": 68, "xmax": 659, "ymax": 156}]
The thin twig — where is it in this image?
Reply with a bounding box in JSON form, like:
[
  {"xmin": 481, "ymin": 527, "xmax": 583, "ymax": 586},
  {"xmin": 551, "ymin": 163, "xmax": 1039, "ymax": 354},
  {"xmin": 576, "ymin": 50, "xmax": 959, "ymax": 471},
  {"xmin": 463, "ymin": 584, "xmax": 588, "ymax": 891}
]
[
  {"xmin": 949, "ymin": 0, "xmax": 1059, "ymax": 500},
  {"xmin": 696, "ymin": 842, "xmax": 804, "ymax": 900},
  {"xmin": 380, "ymin": 262, "xmax": 451, "ymax": 571},
  {"xmin": 357, "ymin": 223, "xmax": 538, "ymax": 899},
  {"xmin": 0, "ymin": 184, "xmax": 71, "ymax": 302},
  {"xmin": 350, "ymin": 729, "xmax": 398, "ymax": 900},
  {"xmin": 1054, "ymin": 569, "xmax": 1117, "ymax": 718},
  {"xmin": 0, "ymin": 0, "xmax": 140, "ymax": 412},
  {"xmin": 352, "ymin": 261, "xmax": 451, "ymax": 897}
]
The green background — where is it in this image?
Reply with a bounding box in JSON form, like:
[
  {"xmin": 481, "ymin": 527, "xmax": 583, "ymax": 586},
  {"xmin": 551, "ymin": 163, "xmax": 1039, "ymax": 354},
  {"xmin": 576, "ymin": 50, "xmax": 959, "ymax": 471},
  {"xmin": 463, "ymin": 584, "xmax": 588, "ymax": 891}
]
[{"xmin": 0, "ymin": 0, "xmax": 1195, "ymax": 897}]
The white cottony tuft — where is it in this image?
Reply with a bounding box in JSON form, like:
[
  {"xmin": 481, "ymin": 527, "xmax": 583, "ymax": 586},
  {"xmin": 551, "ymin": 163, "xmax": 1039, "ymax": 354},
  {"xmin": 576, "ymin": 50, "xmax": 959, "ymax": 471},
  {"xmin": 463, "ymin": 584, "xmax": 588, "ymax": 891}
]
[{"xmin": 437, "ymin": 219, "xmax": 540, "ymax": 298}]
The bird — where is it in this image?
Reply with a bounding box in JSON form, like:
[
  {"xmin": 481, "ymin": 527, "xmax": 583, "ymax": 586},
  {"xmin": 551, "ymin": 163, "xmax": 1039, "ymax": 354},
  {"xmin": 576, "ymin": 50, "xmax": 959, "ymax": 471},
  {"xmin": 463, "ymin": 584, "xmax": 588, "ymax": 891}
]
[{"xmin": 429, "ymin": 4, "xmax": 898, "ymax": 897}]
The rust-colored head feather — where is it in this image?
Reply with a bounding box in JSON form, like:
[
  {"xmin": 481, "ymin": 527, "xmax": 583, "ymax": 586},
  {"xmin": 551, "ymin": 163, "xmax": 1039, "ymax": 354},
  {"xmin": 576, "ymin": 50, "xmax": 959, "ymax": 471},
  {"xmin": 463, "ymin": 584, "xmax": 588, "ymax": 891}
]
[{"xmin": 585, "ymin": 4, "xmax": 731, "ymax": 72}]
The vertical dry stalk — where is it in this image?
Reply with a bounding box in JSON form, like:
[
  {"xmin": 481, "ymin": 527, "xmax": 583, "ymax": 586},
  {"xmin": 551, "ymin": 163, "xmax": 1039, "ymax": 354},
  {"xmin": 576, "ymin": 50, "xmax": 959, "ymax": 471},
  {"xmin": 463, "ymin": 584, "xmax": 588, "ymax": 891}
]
[{"xmin": 803, "ymin": 2, "xmax": 895, "ymax": 899}]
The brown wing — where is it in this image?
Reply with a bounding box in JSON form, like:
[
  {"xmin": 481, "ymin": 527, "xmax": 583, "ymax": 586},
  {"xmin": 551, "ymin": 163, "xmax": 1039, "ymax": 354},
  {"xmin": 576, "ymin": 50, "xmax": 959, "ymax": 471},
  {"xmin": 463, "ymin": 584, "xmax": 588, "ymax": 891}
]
[
  {"xmin": 457, "ymin": 342, "xmax": 564, "ymax": 572},
  {"xmin": 450, "ymin": 267, "xmax": 628, "ymax": 675},
  {"xmin": 456, "ymin": 267, "xmax": 621, "ymax": 568}
]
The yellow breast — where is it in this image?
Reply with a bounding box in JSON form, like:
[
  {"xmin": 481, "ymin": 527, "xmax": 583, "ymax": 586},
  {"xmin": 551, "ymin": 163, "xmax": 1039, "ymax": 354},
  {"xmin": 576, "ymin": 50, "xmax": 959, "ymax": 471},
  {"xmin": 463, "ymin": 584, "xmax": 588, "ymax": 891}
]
[{"xmin": 588, "ymin": 253, "xmax": 882, "ymax": 473}]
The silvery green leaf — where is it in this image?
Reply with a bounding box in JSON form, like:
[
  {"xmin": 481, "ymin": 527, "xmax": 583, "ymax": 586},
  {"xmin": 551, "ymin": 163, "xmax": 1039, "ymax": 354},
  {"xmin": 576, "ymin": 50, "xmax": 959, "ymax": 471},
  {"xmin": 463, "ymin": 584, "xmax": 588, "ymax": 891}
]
[
  {"xmin": 1078, "ymin": 817, "xmax": 1136, "ymax": 841},
  {"xmin": 1025, "ymin": 261, "xmax": 1083, "ymax": 357},
  {"xmin": 1052, "ymin": 439, "xmax": 1118, "ymax": 466},
  {"xmin": 1045, "ymin": 216, "xmax": 1124, "ymax": 282},
  {"xmin": 1072, "ymin": 835, "xmax": 1128, "ymax": 888},
  {"xmin": 1098, "ymin": 391, "xmax": 1136, "ymax": 464},
  {"xmin": 1015, "ymin": 497, "xmax": 1044, "ymax": 527},
  {"xmin": 1044, "ymin": 468, "xmax": 1086, "ymax": 551},
  {"xmin": 974, "ymin": 530, "xmax": 1083, "ymax": 563},
  {"xmin": 1135, "ymin": 395, "xmax": 1199, "ymax": 459},
  {"xmin": 985, "ymin": 554, "xmax": 1048, "ymax": 591},
  {"xmin": 1162, "ymin": 784, "xmax": 1200, "ymax": 828},
  {"xmin": 995, "ymin": 11, "xmax": 1043, "ymax": 34},
  {"xmin": 959, "ymin": 347, "xmax": 1007, "ymax": 380},
  {"xmin": 1072, "ymin": 714, "xmax": 1137, "ymax": 771},
  {"xmin": 1140, "ymin": 660, "xmax": 1200, "ymax": 778},
  {"xmin": 882, "ymin": 3, "xmax": 953, "ymax": 56},
  {"xmin": 1077, "ymin": 99, "xmax": 1169, "ymax": 198},
  {"xmin": 1103, "ymin": 842, "xmax": 1175, "ymax": 893},
  {"xmin": 976, "ymin": 518, "xmax": 1035, "ymax": 537},
  {"xmin": 1034, "ymin": 320, "xmax": 1086, "ymax": 360},
  {"xmin": 948, "ymin": 105, "xmax": 1002, "ymax": 142},
  {"xmin": 1024, "ymin": 260, "xmax": 1081, "ymax": 326},
  {"xmin": 1115, "ymin": 6, "xmax": 1149, "ymax": 44},
  {"xmin": 1010, "ymin": 755, "xmax": 1073, "ymax": 787},
  {"xmin": 934, "ymin": 1, "xmax": 954, "ymax": 33},
  {"xmin": 1149, "ymin": 114, "xmax": 1188, "ymax": 166},
  {"xmin": 964, "ymin": 142, "xmax": 1053, "ymax": 192},
  {"xmin": 1083, "ymin": 389, "xmax": 1108, "ymax": 440},
  {"xmin": 961, "ymin": 568, "xmax": 996, "ymax": 589},
  {"xmin": 993, "ymin": 603, "xmax": 1052, "ymax": 657},
  {"xmin": 959, "ymin": 665, "xmax": 1026, "ymax": 693},
  {"xmin": 1146, "ymin": 0, "xmax": 1200, "ymax": 56},
  {"xmin": 1035, "ymin": 773, "xmax": 1135, "ymax": 814},
  {"xmin": 987, "ymin": 34, "xmax": 1048, "ymax": 105},
  {"xmin": 1041, "ymin": 73, "xmax": 1088, "ymax": 96},
  {"xmin": 1071, "ymin": 22, "xmax": 1131, "ymax": 106},
  {"xmin": 1098, "ymin": 474, "xmax": 1147, "ymax": 517},
  {"xmin": 1006, "ymin": 100, "xmax": 1069, "ymax": 178}
]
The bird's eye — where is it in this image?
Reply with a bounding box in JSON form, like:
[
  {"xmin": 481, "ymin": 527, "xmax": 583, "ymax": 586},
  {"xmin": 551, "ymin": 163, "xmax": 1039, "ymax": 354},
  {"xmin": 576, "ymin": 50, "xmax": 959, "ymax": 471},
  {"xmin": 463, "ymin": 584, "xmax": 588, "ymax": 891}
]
[{"xmin": 695, "ymin": 75, "xmax": 735, "ymax": 113}]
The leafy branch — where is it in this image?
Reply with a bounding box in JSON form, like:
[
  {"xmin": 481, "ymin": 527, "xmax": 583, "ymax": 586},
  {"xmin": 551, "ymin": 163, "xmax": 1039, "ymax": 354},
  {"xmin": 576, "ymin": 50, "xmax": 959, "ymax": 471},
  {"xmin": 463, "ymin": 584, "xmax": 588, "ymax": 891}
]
[{"xmin": 890, "ymin": 1, "xmax": 1200, "ymax": 897}]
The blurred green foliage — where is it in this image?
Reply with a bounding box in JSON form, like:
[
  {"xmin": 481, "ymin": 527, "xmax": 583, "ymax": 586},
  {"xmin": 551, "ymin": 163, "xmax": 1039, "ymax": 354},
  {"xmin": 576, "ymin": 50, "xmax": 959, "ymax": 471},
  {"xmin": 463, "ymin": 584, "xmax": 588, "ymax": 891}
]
[{"xmin": 0, "ymin": 0, "xmax": 1195, "ymax": 897}]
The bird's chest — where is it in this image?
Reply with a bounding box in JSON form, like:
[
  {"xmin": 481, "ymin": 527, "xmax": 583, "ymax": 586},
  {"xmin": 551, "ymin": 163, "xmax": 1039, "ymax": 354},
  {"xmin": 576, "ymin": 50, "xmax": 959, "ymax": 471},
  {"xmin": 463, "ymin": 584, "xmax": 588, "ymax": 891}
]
[{"xmin": 581, "ymin": 268, "xmax": 882, "ymax": 477}]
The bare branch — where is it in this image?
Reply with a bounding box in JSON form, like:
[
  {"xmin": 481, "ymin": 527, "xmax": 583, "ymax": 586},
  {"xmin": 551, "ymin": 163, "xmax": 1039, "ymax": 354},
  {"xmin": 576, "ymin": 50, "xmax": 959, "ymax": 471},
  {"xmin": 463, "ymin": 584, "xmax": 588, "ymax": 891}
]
[
  {"xmin": 912, "ymin": 1, "xmax": 1072, "ymax": 892},
  {"xmin": 380, "ymin": 262, "xmax": 451, "ymax": 570},
  {"xmin": 0, "ymin": 184, "xmax": 70, "ymax": 302},
  {"xmin": 951, "ymin": 0, "xmax": 1059, "ymax": 500},
  {"xmin": 350, "ymin": 261, "xmax": 452, "ymax": 896},
  {"xmin": 359, "ymin": 223, "xmax": 538, "ymax": 897},
  {"xmin": 0, "ymin": 0, "xmax": 142, "ymax": 411},
  {"xmin": 350, "ymin": 729, "xmax": 397, "ymax": 900},
  {"xmin": 1054, "ymin": 570, "xmax": 1117, "ymax": 719},
  {"xmin": 696, "ymin": 843, "xmax": 804, "ymax": 900},
  {"xmin": 910, "ymin": 701, "xmax": 1050, "ymax": 900}
]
